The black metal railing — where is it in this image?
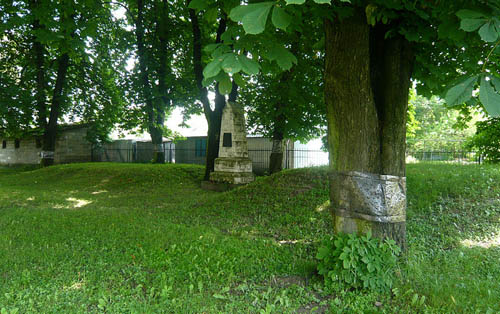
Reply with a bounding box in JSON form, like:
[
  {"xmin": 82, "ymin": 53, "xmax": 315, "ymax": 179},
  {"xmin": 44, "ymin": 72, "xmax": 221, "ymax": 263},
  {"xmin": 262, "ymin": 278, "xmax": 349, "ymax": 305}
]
[
  {"xmin": 91, "ymin": 146, "xmax": 481, "ymax": 169},
  {"xmin": 91, "ymin": 146, "xmax": 330, "ymax": 171},
  {"xmin": 405, "ymin": 151, "xmax": 482, "ymax": 164}
]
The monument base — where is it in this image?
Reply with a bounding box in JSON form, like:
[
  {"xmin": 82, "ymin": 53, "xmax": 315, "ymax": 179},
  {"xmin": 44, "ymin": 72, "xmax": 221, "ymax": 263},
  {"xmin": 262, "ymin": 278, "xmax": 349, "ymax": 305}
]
[
  {"xmin": 209, "ymin": 170, "xmax": 255, "ymax": 185},
  {"xmin": 208, "ymin": 157, "xmax": 255, "ymax": 186},
  {"xmin": 214, "ymin": 157, "xmax": 253, "ymax": 173}
]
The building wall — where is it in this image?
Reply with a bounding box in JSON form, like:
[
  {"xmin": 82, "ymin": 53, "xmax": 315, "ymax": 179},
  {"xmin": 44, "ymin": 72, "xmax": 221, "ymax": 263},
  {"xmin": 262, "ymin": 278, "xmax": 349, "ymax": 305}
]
[
  {"xmin": 54, "ymin": 128, "xmax": 92, "ymax": 164},
  {"xmin": 0, "ymin": 138, "xmax": 41, "ymax": 165},
  {"xmin": 0, "ymin": 127, "xmax": 92, "ymax": 166}
]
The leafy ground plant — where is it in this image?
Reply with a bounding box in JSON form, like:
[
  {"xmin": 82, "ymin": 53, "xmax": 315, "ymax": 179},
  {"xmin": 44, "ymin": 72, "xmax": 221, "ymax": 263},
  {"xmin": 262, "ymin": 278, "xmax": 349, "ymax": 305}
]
[{"xmin": 317, "ymin": 232, "xmax": 400, "ymax": 292}]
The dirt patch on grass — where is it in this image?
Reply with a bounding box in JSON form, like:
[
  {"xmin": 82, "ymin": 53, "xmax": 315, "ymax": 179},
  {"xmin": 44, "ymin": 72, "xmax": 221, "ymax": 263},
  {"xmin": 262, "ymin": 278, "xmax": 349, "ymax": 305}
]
[
  {"xmin": 269, "ymin": 275, "xmax": 306, "ymax": 288},
  {"xmin": 296, "ymin": 301, "xmax": 330, "ymax": 313},
  {"xmin": 290, "ymin": 185, "xmax": 316, "ymax": 197}
]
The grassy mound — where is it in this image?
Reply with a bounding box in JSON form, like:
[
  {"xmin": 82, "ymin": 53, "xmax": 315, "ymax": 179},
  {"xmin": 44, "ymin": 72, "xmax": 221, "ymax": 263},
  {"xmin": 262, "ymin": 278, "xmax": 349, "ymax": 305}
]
[{"xmin": 0, "ymin": 163, "xmax": 499, "ymax": 312}]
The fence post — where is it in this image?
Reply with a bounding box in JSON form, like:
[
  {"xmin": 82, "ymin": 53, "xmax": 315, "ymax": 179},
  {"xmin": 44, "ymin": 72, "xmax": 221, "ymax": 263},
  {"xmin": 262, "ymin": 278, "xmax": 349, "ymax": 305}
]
[{"xmin": 285, "ymin": 149, "xmax": 289, "ymax": 169}]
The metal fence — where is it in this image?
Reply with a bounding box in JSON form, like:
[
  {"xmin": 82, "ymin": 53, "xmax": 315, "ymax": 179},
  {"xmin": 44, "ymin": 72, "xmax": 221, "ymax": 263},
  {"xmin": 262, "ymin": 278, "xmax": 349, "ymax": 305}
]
[
  {"xmin": 406, "ymin": 151, "xmax": 482, "ymax": 164},
  {"xmin": 91, "ymin": 146, "xmax": 330, "ymax": 172},
  {"xmin": 91, "ymin": 146, "xmax": 482, "ymax": 169}
]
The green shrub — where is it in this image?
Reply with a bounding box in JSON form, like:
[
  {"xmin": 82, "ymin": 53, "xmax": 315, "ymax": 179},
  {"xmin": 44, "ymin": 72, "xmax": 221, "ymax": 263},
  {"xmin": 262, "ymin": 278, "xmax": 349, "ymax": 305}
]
[
  {"xmin": 467, "ymin": 117, "xmax": 500, "ymax": 163},
  {"xmin": 316, "ymin": 232, "xmax": 400, "ymax": 292}
]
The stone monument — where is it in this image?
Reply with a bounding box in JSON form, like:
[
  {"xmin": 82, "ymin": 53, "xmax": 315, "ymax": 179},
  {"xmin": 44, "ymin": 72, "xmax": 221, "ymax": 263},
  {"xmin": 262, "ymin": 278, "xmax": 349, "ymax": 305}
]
[{"xmin": 206, "ymin": 102, "xmax": 254, "ymax": 189}]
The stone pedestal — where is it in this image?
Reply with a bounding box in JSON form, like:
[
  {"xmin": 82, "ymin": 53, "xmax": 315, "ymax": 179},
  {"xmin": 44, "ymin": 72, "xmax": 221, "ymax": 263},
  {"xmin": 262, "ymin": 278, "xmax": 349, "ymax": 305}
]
[
  {"xmin": 208, "ymin": 102, "xmax": 254, "ymax": 186},
  {"xmin": 330, "ymin": 171, "xmax": 407, "ymax": 248}
]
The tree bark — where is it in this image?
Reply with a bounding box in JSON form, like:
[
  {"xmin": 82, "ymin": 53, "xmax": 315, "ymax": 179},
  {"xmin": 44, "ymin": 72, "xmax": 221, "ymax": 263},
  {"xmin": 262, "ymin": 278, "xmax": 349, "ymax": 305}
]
[
  {"xmin": 135, "ymin": 0, "xmax": 166, "ymax": 164},
  {"xmin": 30, "ymin": 2, "xmax": 48, "ymax": 130},
  {"xmin": 189, "ymin": 6, "xmax": 238, "ymax": 180},
  {"xmin": 150, "ymin": 0, "xmax": 173, "ymax": 164},
  {"xmin": 41, "ymin": 52, "xmax": 70, "ymax": 167},
  {"xmin": 325, "ymin": 12, "xmax": 414, "ymax": 249},
  {"xmin": 269, "ymin": 132, "xmax": 284, "ymax": 174},
  {"xmin": 269, "ymin": 102, "xmax": 286, "ymax": 174},
  {"xmin": 268, "ymin": 70, "xmax": 291, "ymax": 174}
]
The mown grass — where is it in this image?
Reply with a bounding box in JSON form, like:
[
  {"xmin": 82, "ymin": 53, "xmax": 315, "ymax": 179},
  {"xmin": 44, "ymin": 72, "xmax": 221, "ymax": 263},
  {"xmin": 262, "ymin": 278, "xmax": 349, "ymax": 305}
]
[{"xmin": 0, "ymin": 162, "xmax": 499, "ymax": 313}]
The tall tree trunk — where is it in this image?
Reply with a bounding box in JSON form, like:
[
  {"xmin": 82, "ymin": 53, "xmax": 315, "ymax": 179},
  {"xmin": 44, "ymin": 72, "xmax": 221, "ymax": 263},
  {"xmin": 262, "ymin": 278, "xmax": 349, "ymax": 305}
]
[
  {"xmin": 150, "ymin": 0, "xmax": 173, "ymax": 164},
  {"xmin": 269, "ymin": 71, "xmax": 291, "ymax": 174},
  {"xmin": 203, "ymin": 89, "xmax": 223, "ymax": 179},
  {"xmin": 269, "ymin": 115, "xmax": 285, "ymax": 174},
  {"xmin": 136, "ymin": 0, "xmax": 165, "ymax": 163},
  {"xmin": 31, "ymin": 9, "xmax": 47, "ymax": 130},
  {"xmin": 324, "ymin": 12, "xmax": 413, "ymax": 249},
  {"xmin": 30, "ymin": 0, "xmax": 49, "ymax": 164},
  {"xmin": 41, "ymin": 52, "xmax": 70, "ymax": 166},
  {"xmin": 189, "ymin": 6, "xmax": 239, "ymax": 180}
]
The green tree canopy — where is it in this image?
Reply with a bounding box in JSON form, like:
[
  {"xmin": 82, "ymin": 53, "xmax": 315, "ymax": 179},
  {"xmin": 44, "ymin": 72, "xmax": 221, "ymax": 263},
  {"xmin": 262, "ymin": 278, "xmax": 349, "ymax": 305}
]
[{"xmin": 0, "ymin": 0, "xmax": 128, "ymax": 165}]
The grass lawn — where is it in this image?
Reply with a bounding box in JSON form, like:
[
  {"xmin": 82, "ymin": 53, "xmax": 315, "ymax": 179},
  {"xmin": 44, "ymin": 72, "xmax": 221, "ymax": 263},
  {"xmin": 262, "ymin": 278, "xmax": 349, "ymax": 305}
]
[{"xmin": 0, "ymin": 163, "xmax": 499, "ymax": 313}]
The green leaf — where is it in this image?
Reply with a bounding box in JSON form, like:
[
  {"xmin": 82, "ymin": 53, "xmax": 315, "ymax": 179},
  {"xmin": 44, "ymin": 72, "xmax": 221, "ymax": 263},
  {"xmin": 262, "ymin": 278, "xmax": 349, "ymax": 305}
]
[
  {"xmin": 204, "ymin": 44, "xmax": 220, "ymax": 53},
  {"xmin": 276, "ymin": 52, "xmax": 297, "ymax": 71},
  {"xmin": 343, "ymin": 259, "xmax": 349, "ymax": 269},
  {"xmin": 445, "ymin": 75, "xmax": 478, "ymax": 106},
  {"xmin": 202, "ymin": 76, "xmax": 215, "ymax": 88},
  {"xmin": 241, "ymin": 3, "xmax": 274, "ymax": 34},
  {"xmin": 456, "ymin": 9, "xmax": 485, "ymax": 20},
  {"xmin": 271, "ymin": 6, "xmax": 291, "ymax": 31},
  {"xmin": 317, "ymin": 246, "xmax": 329, "ymax": 259},
  {"xmin": 491, "ymin": 76, "xmax": 500, "ymax": 92},
  {"xmin": 229, "ymin": 5, "xmax": 253, "ymax": 22},
  {"xmin": 218, "ymin": 74, "xmax": 233, "ymax": 95},
  {"xmin": 479, "ymin": 77, "xmax": 500, "ymax": 116},
  {"xmin": 479, "ymin": 22, "xmax": 499, "ymax": 42},
  {"xmin": 238, "ymin": 56, "xmax": 260, "ymax": 75},
  {"xmin": 286, "ymin": 0, "xmax": 306, "ymax": 4},
  {"xmin": 367, "ymin": 263, "xmax": 375, "ymax": 272},
  {"xmin": 460, "ymin": 18, "xmax": 486, "ymax": 32},
  {"xmin": 188, "ymin": 0, "xmax": 208, "ymax": 11},
  {"xmin": 232, "ymin": 73, "xmax": 246, "ymax": 87},
  {"xmin": 313, "ymin": 0, "xmax": 331, "ymax": 3},
  {"xmin": 205, "ymin": 8, "xmax": 219, "ymax": 23},
  {"xmin": 203, "ymin": 58, "xmax": 222, "ymax": 79},
  {"xmin": 229, "ymin": 3, "xmax": 274, "ymax": 34},
  {"xmin": 264, "ymin": 45, "xmax": 297, "ymax": 70},
  {"xmin": 221, "ymin": 54, "xmax": 242, "ymax": 74}
]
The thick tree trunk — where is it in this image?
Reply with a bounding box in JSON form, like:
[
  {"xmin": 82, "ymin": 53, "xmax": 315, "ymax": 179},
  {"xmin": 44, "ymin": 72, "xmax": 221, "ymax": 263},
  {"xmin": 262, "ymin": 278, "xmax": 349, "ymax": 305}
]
[
  {"xmin": 204, "ymin": 89, "xmax": 225, "ymax": 180},
  {"xmin": 325, "ymin": 12, "xmax": 413, "ymax": 249},
  {"xmin": 189, "ymin": 6, "xmax": 240, "ymax": 181},
  {"xmin": 41, "ymin": 52, "xmax": 70, "ymax": 167},
  {"xmin": 136, "ymin": 0, "xmax": 166, "ymax": 164},
  {"xmin": 31, "ymin": 12, "xmax": 48, "ymax": 130},
  {"xmin": 269, "ymin": 130, "xmax": 284, "ymax": 174},
  {"xmin": 269, "ymin": 69, "xmax": 293, "ymax": 174},
  {"xmin": 151, "ymin": 0, "xmax": 174, "ymax": 164}
]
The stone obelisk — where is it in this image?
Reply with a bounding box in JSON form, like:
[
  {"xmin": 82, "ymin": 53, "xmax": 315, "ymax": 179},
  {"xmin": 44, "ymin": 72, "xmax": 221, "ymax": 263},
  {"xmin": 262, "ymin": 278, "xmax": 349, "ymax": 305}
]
[{"xmin": 207, "ymin": 102, "xmax": 254, "ymax": 188}]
